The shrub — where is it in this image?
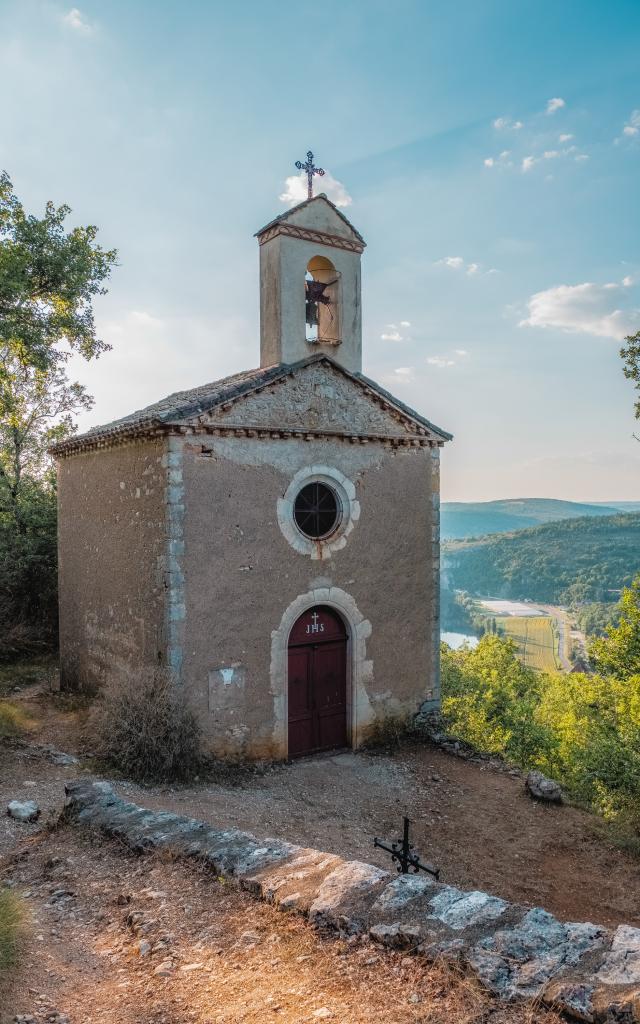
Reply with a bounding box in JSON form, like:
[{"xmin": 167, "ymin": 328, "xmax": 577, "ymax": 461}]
[
  {"xmin": 89, "ymin": 674, "xmax": 202, "ymax": 783},
  {"xmin": 0, "ymin": 889, "xmax": 24, "ymax": 971},
  {"xmin": 0, "ymin": 700, "xmax": 30, "ymax": 738},
  {"xmin": 441, "ymin": 628, "xmax": 640, "ymax": 833}
]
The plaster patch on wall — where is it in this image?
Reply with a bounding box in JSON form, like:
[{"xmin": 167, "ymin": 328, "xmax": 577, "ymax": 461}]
[
  {"xmin": 200, "ymin": 435, "xmax": 387, "ymax": 475},
  {"xmin": 209, "ymin": 664, "xmax": 247, "ymax": 711}
]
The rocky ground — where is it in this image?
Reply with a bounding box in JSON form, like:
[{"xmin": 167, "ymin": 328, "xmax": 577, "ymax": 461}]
[
  {"xmin": 1, "ymin": 671, "xmax": 640, "ymax": 1022},
  {"xmin": 0, "ymin": 821, "xmax": 564, "ymax": 1024}
]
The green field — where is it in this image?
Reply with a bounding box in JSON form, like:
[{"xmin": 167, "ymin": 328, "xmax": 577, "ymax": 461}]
[{"xmin": 496, "ymin": 616, "xmax": 560, "ymax": 672}]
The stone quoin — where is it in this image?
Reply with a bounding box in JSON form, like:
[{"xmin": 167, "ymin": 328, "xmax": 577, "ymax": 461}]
[{"xmin": 51, "ymin": 192, "xmax": 452, "ymax": 760}]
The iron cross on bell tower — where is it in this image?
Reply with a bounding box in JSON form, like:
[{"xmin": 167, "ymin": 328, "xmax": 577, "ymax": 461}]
[{"xmin": 295, "ymin": 150, "xmax": 325, "ymax": 199}]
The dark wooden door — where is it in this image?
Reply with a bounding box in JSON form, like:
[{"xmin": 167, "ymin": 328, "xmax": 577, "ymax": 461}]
[{"xmin": 288, "ymin": 606, "xmax": 347, "ymax": 758}]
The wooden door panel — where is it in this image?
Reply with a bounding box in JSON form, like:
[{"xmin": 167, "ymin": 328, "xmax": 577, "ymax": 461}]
[
  {"xmin": 288, "ymin": 647, "xmax": 313, "ymax": 758},
  {"xmin": 288, "ymin": 607, "xmax": 347, "ymax": 757},
  {"xmin": 314, "ymin": 642, "xmax": 347, "ymax": 751}
]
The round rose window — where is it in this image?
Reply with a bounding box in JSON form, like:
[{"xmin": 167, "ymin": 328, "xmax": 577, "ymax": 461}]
[{"xmin": 293, "ymin": 482, "xmax": 341, "ymax": 539}]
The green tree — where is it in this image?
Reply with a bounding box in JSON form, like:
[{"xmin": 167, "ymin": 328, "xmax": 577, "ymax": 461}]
[
  {"xmin": 621, "ymin": 329, "xmax": 640, "ymax": 426},
  {"xmin": 0, "ymin": 173, "xmax": 116, "ymax": 657},
  {"xmin": 0, "ymin": 170, "xmax": 116, "ymax": 374},
  {"xmin": 590, "ymin": 577, "xmax": 640, "ymax": 679}
]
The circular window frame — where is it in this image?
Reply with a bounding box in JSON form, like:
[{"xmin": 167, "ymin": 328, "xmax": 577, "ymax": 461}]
[
  {"xmin": 277, "ymin": 466, "xmax": 360, "ymax": 559},
  {"xmin": 293, "ymin": 481, "xmax": 343, "ymax": 541}
]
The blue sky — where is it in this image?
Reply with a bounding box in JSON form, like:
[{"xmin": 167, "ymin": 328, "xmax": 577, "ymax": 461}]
[{"xmin": 2, "ymin": 0, "xmax": 639, "ymax": 501}]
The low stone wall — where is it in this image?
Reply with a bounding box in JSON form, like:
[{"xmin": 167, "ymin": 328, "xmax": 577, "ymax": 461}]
[{"xmin": 64, "ymin": 780, "xmax": 640, "ymax": 1022}]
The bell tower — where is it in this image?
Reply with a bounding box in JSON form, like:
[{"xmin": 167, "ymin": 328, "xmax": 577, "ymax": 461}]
[{"xmin": 255, "ymin": 193, "xmax": 366, "ymax": 373}]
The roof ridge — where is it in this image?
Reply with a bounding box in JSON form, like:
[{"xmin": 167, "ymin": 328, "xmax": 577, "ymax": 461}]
[
  {"xmin": 255, "ymin": 194, "xmax": 366, "ymax": 246},
  {"xmin": 50, "ymin": 353, "xmax": 451, "ymax": 455}
]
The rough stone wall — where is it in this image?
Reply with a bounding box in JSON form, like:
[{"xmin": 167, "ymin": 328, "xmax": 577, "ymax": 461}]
[
  {"xmin": 201, "ymin": 361, "xmax": 420, "ymax": 437},
  {"xmin": 179, "ymin": 433, "xmax": 437, "ymax": 759},
  {"xmin": 57, "ymin": 439, "xmax": 167, "ymax": 693}
]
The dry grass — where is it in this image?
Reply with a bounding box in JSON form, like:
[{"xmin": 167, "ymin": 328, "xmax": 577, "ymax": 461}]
[
  {"xmin": 0, "ymin": 700, "xmax": 31, "ymax": 739},
  {"xmin": 0, "ymin": 889, "xmax": 24, "ymax": 972},
  {"xmin": 1, "ymin": 826, "xmax": 564, "ymax": 1024},
  {"xmin": 89, "ymin": 673, "xmax": 202, "ymax": 783}
]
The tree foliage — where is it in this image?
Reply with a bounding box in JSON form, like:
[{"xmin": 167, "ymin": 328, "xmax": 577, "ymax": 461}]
[
  {"xmin": 441, "ymin": 579, "xmax": 640, "ymax": 832},
  {"xmin": 0, "ymin": 173, "xmax": 116, "ymax": 659},
  {"xmin": 621, "ymin": 329, "xmax": 640, "ymax": 424},
  {"xmin": 590, "ymin": 577, "xmax": 640, "ymax": 679},
  {"xmin": 443, "ymin": 512, "xmax": 640, "ymax": 605},
  {"xmin": 0, "ymin": 170, "xmax": 116, "ymax": 373}
]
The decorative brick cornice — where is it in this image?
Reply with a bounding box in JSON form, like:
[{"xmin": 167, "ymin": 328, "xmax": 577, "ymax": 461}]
[
  {"xmin": 257, "ymin": 222, "xmax": 366, "ymax": 254},
  {"xmin": 51, "ymin": 420, "xmax": 443, "ymax": 458}
]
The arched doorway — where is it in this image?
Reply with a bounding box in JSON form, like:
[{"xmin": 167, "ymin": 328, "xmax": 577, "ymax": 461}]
[{"xmin": 288, "ymin": 605, "xmax": 348, "ymax": 758}]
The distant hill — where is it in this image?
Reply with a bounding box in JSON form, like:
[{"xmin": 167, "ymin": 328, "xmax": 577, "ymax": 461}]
[
  {"xmin": 443, "ymin": 512, "xmax": 640, "ymax": 605},
  {"xmin": 441, "ymin": 498, "xmax": 622, "ymax": 540}
]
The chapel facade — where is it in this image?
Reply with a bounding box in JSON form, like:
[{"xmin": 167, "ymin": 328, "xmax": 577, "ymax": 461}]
[{"xmin": 53, "ymin": 193, "xmax": 452, "ymax": 760}]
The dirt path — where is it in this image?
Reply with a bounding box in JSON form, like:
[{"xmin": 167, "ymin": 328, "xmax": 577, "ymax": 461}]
[
  {"xmin": 3, "ymin": 680, "xmax": 640, "ymax": 930},
  {"xmin": 1, "ymin": 824, "xmax": 562, "ymax": 1024},
  {"xmin": 114, "ymin": 746, "xmax": 640, "ymax": 930}
]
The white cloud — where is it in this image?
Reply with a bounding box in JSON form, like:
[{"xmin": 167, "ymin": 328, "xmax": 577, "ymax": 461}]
[
  {"xmin": 519, "ymin": 279, "xmax": 640, "ymax": 339},
  {"xmin": 546, "ymin": 97, "xmax": 566, "ymax": 115},
  {"xmin": 623, "ymin": 276, "xmax": 634, "ymax": 287},
  {"xmin": 381, "ymin": 325, "xmax": 403, "ymax": 342},
  {"xmin": 559, "ymin": 133, "xmax": 574, "ymax": 143},
  {"xmin": 279, "ymin": 170, "xmax": 352, "ymax": 208},
  {"xmin": 437, "ymin": 256, "xmax": 464, "ymax": 269},
  {"xmin": 381, "ymin": 320, "xmax": 412, "ymax": 342},
  {"xmin": 427, "ymin": 356, "xmax": 455, "ymax": 368},
  {"xmin": 435, "ymin": 256, "xmax": 495, "ymax": 276},
  {"xmin": 484, "ymin": 150, "xmax": 512, "ymax": 169},
  {"xmin": 521, "ymin": 145, "xmax": 587, "ymax": 173},
  {"xmin": 62, "ymin": 8, "xmax": 93, "ymax": 32},
  {"xmin": 103, "ymin": 309, "xmax": 165, "ymax": 339},
  {"xmin": 393, "ymin": 366, "xmax": 414, "ymax": 381},
  {"xmin": 617, "ymin": 110, "xmax": 640, "ymax": 142},
  {"xmin": 455, "ymin": 348, "xmax": 468, "ymax": 356},
  {"xmin": 493, "ymin": 117, "xmax": 523, "ymax": 131}
]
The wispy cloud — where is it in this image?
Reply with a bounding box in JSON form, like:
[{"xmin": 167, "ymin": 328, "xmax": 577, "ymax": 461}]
[
  {"xmin": 62, "ymin": 8, "xmax": 93, "ymax": 33},
  {"xmin": 493, "ymin": 117, "xmax": 523, "ymax": 131},
  {"xmin": 427, "ymin": 356, "xmax": 455, "ymax": 367},
  {"xmin": 393, "ymin": 366, "xmax": 415, "ymax": 382},
  {"xmin": 559, "ymin": 133, "xmax": 574, "ymax": 143},
  {"xmin": 380, "ymin": 320, "xmax": 411, "ymax": 342},
  {"xmin": 435, "ymin": 256, "xmax": 495, "ymax": 276},
  {"xmin": 426, "ymin": 349, "xmax": 469, "ymax": 369},
  {"xmin": 484, "ymin": 150, "xmax": 513, "ymax": 169},
  {"xmin": 521, "ymin": 145, "xmax": 586, "ymax": 172},
  {"xmin": 615, "ymin": 109, "xmax": 640, "ymax": 144},
  {"xmin": 546, "ymin": 97, "xmax": 566, "ymax": 115},
  {"xmin": 279, "ymin": 170, "xmax": 352, "ymax": 208},
  {"xmin": 519, "ymin": 277, "xmax": 640, "ymax": 339}
]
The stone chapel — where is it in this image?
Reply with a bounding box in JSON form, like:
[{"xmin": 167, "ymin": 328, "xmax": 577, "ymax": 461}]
[{"xmin": 52, "ymin": 192, "xmax": 452, "ymax": 760}]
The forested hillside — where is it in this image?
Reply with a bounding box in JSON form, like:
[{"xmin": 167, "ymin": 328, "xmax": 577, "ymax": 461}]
[
  {"xmin": 441, "ymin": 498, "xmax": 621, "ymax": 540},
  {"xmin": 443, "ymin": 512, "xmax": 640, "ymax": 604}
]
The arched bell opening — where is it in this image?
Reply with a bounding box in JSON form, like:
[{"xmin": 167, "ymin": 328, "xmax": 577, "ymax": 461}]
[
  {"xmin": 305, "ymin": 255, "xmax": 341, "ymax": 346},
  {"xmin": 287, "ymin": 605, "xmax": 348, "ymax": 757}
]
